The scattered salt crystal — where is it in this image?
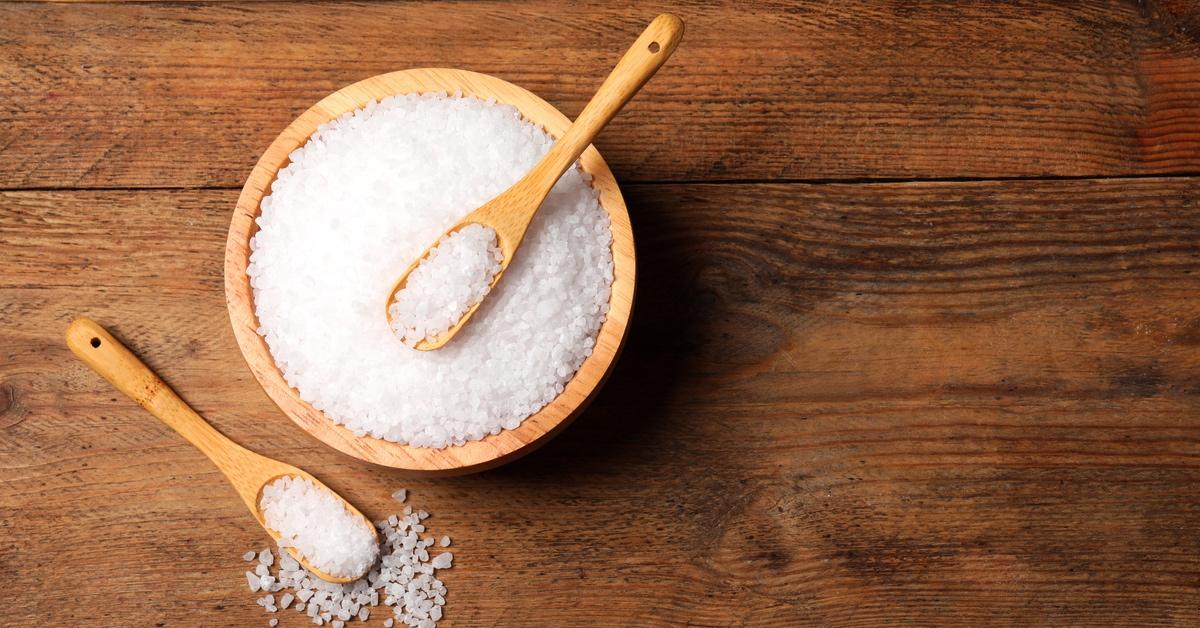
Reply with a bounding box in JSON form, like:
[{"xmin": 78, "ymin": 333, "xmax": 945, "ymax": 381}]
[
  {"xmin": 246, "ymin": 571, "xmax": 261, "ymax": 592},
  {"xmin": 259, "ymin": 476, "xmax": 379, "ymax": 579},
  {"xmin": 269, "ymin": 620, "xmax": 279, "ymax": 627},
  {"xmin": 392, "ymin": 489, "xmax": 407, "ymax": 503},
  {"xmin": 439, "ymin": 536, "xmax": 450, "ymax": 548},
  {"xmin": 431, "ymin": 553, "xmax": 452, "ymax": 569},
  {"xmin": 248, "ymin": 93, "xmax": 614, "ymax": 448},
  {"xmin": 241, "ymin": 488, "xmax": 452, "ymax": 625},
  {"xmin": 244, "ymin": 550, "xmax": 258, "ymax": 561},
  {"xmin": 259, "ymin": 549, "xmax": 274, "ymax": 567}
]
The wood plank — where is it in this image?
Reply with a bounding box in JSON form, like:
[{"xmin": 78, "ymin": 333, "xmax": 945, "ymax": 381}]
[
  {"xmin": 2, "ymin": 179, "xmax": 1199, "ymax": 624},
  {"xmin": 2, "ymin": 1, "xmax": 1200, "ymax": 188}
]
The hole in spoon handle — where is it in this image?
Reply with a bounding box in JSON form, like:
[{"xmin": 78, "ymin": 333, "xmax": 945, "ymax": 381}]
[{"xmin": 528, "ymin": 14, "xmax": 684, "ymax": 191}]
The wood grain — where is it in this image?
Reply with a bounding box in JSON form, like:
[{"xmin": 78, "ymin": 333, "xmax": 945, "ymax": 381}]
[
  {"xmin": 2, "ymin": 1, "xmax": 1200, "ymax": 189},
  {"xmin": 226, "ymin": 68, "xmax": 636, "ymax": 472},
  {"xmin": 3, "ymin": 178, "xmax": 1199, "ymax": 624}
]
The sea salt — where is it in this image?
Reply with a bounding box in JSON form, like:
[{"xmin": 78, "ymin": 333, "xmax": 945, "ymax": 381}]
[
  {"xmin": 389, "ymin": 223, "xmax": 503, "ymax": 347},
  {"xmin": 248, "ymin": 93, "xmax": 614, "ymax": 448},
  {"xmin": 243, "ymin": 489, "xmax": 453, "ymax": 626},
  {"xmin": 259, "ymin": 476, "xmax": 380, "ymax": 580}
]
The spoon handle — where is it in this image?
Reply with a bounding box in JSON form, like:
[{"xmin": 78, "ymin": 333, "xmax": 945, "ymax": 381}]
[
  {"xmin": 524, "ymin": 14, "xmax": 683, "ymax": 195},
  {"xmin": 65, "ymin": 318, "xmax": 253, "ymax": 472}
]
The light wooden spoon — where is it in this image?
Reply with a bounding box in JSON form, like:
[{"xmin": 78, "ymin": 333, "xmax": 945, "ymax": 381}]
[
  {"xmin": 65, "ymin": 317, "xmax": 378, "ymax": 584},
  {"xmin": 385, "ymin": 13, "xmax": 683, "ymax": 350}
]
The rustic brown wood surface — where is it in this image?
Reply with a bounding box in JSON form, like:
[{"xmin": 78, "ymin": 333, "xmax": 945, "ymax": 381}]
[
  {"xmin": 2, "ymin": 1, "xmax": 1200, "ymax": 626},
  {"xmin": 3, "ymin": 0, "xmax": 1200, "ymax": 187}
]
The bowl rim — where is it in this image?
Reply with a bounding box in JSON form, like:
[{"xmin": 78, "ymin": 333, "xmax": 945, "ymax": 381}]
[{"xmin": 223, "ymin": 68, "xmax": 635, "ymax": 475}]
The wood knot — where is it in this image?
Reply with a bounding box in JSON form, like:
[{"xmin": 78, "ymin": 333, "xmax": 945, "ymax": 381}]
[
  {"xmin": 0, "ymin": 384, "xmax": 14, "ymax": 415},
  {"xmin": 0, "ymin": 383, "xmax": 26, "ymax": 429}
]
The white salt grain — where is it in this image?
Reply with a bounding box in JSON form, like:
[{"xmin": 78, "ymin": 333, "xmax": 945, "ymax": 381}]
[
  {"xmin": 249, "ymin": 93, "xmax": 614, "ymax": 448},
  {"xmin": 439, "ymin": 536, "xmax": 450, "ymax": 548},
  {"xmin": 259, "ymin": 476, "xmax": 379, "ymax": 579},
  {"xmin": 244, "ymin": 550, "xmax": 258, "ymax": 561},
  {"xmin": 392, "ymin": 489, "xmax": 407, "ymax": 504},
  {"xmin": 430, "ymin": 553, "xmax": 453, "ymax": 569},
  {"xmin": 389, "ymin": 224, "xmax": 503, "ymax": 347}
]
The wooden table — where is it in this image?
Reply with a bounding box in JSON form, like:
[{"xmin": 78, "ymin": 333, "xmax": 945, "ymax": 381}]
[{"xmin": 3, "ymin": 2, "xmax": 1199, "ymax": 625}]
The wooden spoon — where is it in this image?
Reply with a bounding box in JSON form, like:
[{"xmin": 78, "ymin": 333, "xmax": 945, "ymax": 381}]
[
  {"xmin": 385, "ymin": 13, "xmax": 683, "ymax": 350},
  {"xmin": 65, "ymin": 317, "xmax": 378, "ymax": 583}
]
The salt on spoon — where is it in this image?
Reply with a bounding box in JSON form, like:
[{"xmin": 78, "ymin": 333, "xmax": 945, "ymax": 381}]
[
  {"xmin": 388, "ymin": 223, "xmax": 503, "ymax": 348},
  {"xmin": 65, "ymin": 318, "xmax": 379, "ymax": 583},
  {"xmin": 385, "ymin": 13, "xmax": 683, "ymax": 350}
]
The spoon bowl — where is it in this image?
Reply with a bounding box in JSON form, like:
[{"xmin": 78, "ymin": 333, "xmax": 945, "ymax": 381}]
[
  {"xmin": 65, "ymin": 318, "xmax": 378, "ymax": 584},
  {"xmin": 384, "ymin": 222, "xmax": 509, "ymax": 351},
  {"xmin": 249, "ymin": 468, "xmax": 378, "ymax": 584},
  {"xmin": 226, "ymin": 70, "xmax": 636, "ymax": 473}
]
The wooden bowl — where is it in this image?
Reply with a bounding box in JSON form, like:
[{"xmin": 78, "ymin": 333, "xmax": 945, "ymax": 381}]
[{"xmin": 224, "ymin": 69, "xmax": 635, "ymax": 475}]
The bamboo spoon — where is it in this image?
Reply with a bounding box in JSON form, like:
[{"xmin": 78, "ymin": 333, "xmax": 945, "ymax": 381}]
[
  {"xmin": 385, "ymin": 13, "xmax": 683, "ymax": 350},
  {"xmin": 65, "ymin": 317, "xmax": 378, "ymax": 583}
]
